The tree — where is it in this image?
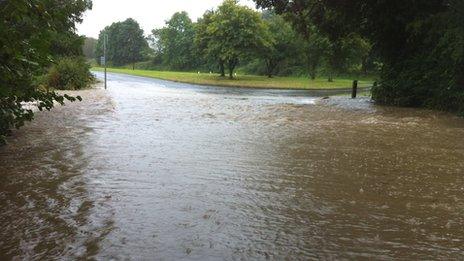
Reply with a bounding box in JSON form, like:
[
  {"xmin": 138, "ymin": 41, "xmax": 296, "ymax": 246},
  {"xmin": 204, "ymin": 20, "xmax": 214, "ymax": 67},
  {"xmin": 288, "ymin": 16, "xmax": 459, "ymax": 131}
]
[
  {"xmin": 196, "ymin": 0, "xmax": 271, "ymax": 78},
  {"xmin": 340, "ymin": 33, "xmax": 372, "ymax": 75},
  {"xmin": 323, "ymin": 33, "xmax": 371, "ymax": 81},
  {"xmin": 49, "ymin": 32, "xmax": 86, "ymax": 58},
  {"xmin": 255, "ymin": 0, "xmax": 464, "ymax": 112},
  {"xmin": 151, "ymin": 12, "xmax": 197, "ymax": 70},
  {"xmin": 259, "ymin": 12, "xmax": 296, "ymax": 78},
  {"xmin": 195, "ymin": 10, "xmax": 224, "ymax": 75},
  {"xmin": 0, "ymin": 0, "xmax": 91, "ymax": 144},
  {"xmin": 369, "ymin": 0, "xmax": 464, "ymax": 111},
  {"xmin": 83, "ymin": 37, "xmax": 98, "ymax": 59},
  {"xmin": 302, "ymin": 26, "xmax": 330, "ymax": 80},
  {"xmin": 96, "ymin": 18, "xmax": 148, "ymax": 69}
]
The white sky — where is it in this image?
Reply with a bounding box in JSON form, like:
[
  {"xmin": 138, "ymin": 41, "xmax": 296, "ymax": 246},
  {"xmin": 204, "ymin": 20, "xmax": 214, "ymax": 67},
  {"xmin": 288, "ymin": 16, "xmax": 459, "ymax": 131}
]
[{"xmin": 77, "ymin": 0, "xmax": 257, "ymax": 38}]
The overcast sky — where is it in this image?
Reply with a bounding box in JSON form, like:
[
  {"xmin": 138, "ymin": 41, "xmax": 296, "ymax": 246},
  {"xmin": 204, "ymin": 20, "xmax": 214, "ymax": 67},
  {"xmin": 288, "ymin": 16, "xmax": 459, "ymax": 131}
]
[{"xmin": 77, "ymin": 0, "xmax": 257, "ymax": 38}]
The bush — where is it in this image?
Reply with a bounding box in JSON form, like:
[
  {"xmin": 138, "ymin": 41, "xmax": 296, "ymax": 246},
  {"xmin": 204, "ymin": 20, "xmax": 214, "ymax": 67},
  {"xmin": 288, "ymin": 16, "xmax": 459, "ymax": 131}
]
[
  {"xmin": 372, "ymin": 6, "xmax": 464, "ymax": 114},
  {"xmin": 46, "ymin": 57, "xmax": 94, "ymax": 90}
]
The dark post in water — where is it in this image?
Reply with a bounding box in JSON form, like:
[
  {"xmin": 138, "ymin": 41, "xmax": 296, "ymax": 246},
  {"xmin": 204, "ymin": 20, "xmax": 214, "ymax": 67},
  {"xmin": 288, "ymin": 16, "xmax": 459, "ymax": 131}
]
[{"xmin": 352, "ymin": 80, "xmax": 358, "ymax": 99}]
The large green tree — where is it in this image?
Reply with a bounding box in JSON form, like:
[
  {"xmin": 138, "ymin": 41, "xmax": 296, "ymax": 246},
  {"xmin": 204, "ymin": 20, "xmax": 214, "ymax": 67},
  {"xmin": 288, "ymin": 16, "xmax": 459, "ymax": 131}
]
[
  {"xmin": 339, "ymin": 33, "xmax": 372, "ymax": 75},
  {"xmin": 0, "ymin": 0, "xmax": 91, "ymax": 144},
  {"xmin": 50, "ymin": 31, "xmax": 86, "ymax": 58},
  {"xmin": 152, "ymin": 12, "xmax": 197, "ymax": 70},
  {"xmin": 196, "ymin": 0, "xmax": 271, "ymax": 78},
  {"xmin": 255, "ymin": 0, "xmax": 464, "ymax": 112},
  {"xmin": 301, "ymin": 25, "xmax": 330, "ymax": 80},
  {"xmin": 96, "ymin": 18, "xmax": 148, "ymax": 68},
  {"xmin": 259, "ymin": 12, "xmax": 298, "ymax": 78},
  {"xmin": 83, "ymin": 37, "xmax": 97, "ymax": 59},
  {"xmin": 194, "ymin": 10, "xmax": 222, "ymax": 74}
]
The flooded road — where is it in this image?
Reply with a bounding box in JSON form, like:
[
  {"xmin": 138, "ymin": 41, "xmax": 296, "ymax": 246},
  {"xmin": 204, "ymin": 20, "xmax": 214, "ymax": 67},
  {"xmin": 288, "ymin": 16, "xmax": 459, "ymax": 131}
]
[{"xmin": 1, "ymin": 72, "xmax": 464, "ymax": 259}]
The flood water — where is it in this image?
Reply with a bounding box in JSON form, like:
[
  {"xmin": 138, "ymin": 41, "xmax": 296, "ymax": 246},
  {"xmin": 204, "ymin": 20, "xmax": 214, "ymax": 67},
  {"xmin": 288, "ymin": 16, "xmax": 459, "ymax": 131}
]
[{"xmin": 1, "ymin": 72, "xmax": 463, "ymax": 260}]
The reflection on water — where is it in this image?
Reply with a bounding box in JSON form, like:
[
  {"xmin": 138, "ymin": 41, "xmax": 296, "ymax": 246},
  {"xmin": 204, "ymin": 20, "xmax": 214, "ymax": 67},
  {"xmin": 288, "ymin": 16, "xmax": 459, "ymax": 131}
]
[{"xmin": 1, "ymin": 72, "xmax": 463, "ymax": 259}]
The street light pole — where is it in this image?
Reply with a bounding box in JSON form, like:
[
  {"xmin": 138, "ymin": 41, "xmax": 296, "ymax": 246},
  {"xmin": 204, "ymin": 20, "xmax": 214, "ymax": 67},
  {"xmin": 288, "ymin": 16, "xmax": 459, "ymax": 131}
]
[{"xmin": 104, "ymin": 34, "xmax": 107, "ymax": 90}]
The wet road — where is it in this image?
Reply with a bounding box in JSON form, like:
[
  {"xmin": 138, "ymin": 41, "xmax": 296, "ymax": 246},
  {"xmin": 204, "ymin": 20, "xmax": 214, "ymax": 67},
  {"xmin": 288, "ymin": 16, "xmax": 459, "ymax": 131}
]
[{"xmin": 1, "ymin": 72, "xmax": 464, "ymax": 260}]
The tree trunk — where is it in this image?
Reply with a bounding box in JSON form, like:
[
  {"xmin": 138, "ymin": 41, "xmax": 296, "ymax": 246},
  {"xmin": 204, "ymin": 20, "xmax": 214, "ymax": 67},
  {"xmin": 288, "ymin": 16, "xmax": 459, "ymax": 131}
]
[
  {"xmin": 361, "ymin": 57, "xmax": 368, "ymax": 76},
  {"xmin": 308, "ymin": 56, "xmax": 319, "ymax": 80},
  {"xmin": 309, "ymin": 63, "xmax": 317, "ymax": 80},
  {"xmin": 219, "ymin": 60, "xmax": 225, "ymax": 77},
  {"xmin": 132, "ymin": 63, "xmax": 135, "ymax": 70},
  {"xmin": 228, "ymin": 58, "xmax": 238, "ymax": 79},
  {"xmin": 266, "ymin": 59, "xmax": 275, "ymax": 78}
]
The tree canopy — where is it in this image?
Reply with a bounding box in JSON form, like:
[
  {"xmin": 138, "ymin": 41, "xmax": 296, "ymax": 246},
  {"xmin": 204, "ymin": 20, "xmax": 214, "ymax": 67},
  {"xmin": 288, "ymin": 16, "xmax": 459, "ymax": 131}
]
[
  {"xmin": 259, "ymin": 11, "xmax": 299, "ymax": 78},
  {"xmin": 0, "ymin": 0, "xmax": 91, "ymax": 144},
  {"xmin": 152, "ymin": 12, "xmax": 197, "ymax": 70},
  {"xmin": 83, "ymin": 37, "xmax": 97, "ymax": 59},
  {"xmin": 195, "ymin": 0, "xmax": 271, "ymax": 78},
  {"xmin": 255, "ymin": 0, "xmax": 464, "ymax": 112},
  {"xmin": 135, "ymin": 1, "xmax": 375, "ymax": 79},
  {"xmin": 96, "ymin": 18, "xmax": 149, "ymax": 68}
]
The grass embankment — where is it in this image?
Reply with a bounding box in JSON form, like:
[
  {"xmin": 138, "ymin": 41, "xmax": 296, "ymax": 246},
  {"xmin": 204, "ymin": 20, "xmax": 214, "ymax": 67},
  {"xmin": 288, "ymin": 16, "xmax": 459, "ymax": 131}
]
[{"xmin": 92, "ymin": 67, "xmax": 374, "ymax": 90}]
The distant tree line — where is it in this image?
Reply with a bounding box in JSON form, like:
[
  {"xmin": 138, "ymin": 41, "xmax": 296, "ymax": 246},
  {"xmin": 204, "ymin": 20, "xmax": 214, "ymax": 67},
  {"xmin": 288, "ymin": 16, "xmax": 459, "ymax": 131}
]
[
  {"xmin": 95, "ymin": 0, "xmax": 376, "ymax": 80},
  {"xmin": 93, "ymin": 0, "xmax": 463, "ymax": 113}
]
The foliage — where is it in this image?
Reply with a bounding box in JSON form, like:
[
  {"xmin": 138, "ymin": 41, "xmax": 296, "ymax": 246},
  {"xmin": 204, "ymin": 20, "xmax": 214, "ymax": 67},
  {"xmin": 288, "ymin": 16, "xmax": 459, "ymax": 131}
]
[
  {"xmin": 334, "ymin": 33, "xmax": 372, "ymax": 75},
  {"xmin": 137, "ymin": 1, "xmax": 374, "ymax": 80},
  {"xmin": 193, "ymin": 10, "xmax": 220, "ymax": 73},
  {"xmin": 261, "ymin": 1, "xmax": 369, "ymax": 81},
  {"xmin": 0, "ymin": 0, "xmax": 91, "ymax": 144},
  {"xmin": 151, "ymin": 12, "xmax": 197, "ymax": 70},
  {"xmin": 259, "ymin": 11, "xmax": 299, "ymax": 77},
  {"xmin": 372, "ymin": 0, "xmax": 464, "ymax": 112},
  {"xmin": 95, "ymin": 18, "xmax": 149, "ymax": 68},
  {"xmin": 83, "ymin": 37, "xmax": 98, "ymax": 59},
  {"xmin": 50, "ymin": 31, "xmax": 86, "ymax": 58},
  {"xmin": 195, "ymin": 0, "xmax": 271, "ymax": 78},
  {"xmin": 255, "ymin": 0, "xmax": 464, "ymax": 112},
  {"xmin": 302, "ymin": 25, "xmax": 331, "ymax": 80},
  {"xmin": 45, "ymin": 57, "xmax": 95, "ymax": 90}
]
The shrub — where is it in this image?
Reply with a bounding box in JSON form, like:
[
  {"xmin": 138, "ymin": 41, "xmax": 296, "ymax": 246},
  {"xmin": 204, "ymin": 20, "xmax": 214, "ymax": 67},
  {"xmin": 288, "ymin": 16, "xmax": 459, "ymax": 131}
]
[
  {"xmin": 372, "ymin": 5, "xmax": 464, "ymax": 114},
  {"xmin": 46, "ymin": 57, "xmax": 95, "ymax": 90}
]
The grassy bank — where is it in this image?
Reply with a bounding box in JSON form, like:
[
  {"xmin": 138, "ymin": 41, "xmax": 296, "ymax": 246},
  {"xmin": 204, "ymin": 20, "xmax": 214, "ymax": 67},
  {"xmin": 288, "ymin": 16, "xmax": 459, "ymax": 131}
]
[{"xmin": 92, "ymin": 67, "xmax": 374, "ymax": 90}]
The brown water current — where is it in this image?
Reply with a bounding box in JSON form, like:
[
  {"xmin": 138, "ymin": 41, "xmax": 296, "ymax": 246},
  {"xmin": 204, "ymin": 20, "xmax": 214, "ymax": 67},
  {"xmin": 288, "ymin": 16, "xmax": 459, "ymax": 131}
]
[{"xmin": 1, "ymin": 72, "xmax": 463, "ymax": 260}]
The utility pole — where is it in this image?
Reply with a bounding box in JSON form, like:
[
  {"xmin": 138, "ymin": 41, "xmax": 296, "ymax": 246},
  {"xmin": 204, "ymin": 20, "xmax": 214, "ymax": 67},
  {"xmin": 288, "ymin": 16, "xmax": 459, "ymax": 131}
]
[{"xmin": 104, "ymin": 34, "xmax": 108, "ymax": 90}]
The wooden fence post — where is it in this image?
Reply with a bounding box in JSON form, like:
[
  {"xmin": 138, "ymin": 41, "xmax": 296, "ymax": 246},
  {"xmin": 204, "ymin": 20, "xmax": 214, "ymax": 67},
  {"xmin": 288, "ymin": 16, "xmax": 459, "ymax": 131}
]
[{"xmin": 352, "ymin": 80, "xmax": 358, "ymax": 99}]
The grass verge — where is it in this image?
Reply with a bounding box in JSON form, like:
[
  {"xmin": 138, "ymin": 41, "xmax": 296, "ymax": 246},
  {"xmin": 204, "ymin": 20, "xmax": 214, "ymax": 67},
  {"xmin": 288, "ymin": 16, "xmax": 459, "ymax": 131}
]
[{"xmin": 92, "ymin": 67, "xmax": 374, "ymax": 90}]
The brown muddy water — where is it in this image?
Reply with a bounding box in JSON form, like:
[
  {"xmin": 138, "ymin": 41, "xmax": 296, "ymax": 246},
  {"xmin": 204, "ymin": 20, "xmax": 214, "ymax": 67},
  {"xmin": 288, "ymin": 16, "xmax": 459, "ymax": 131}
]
[{"xmin": 0, "ymin": 72, "xmax": 463, "ymax": 260}]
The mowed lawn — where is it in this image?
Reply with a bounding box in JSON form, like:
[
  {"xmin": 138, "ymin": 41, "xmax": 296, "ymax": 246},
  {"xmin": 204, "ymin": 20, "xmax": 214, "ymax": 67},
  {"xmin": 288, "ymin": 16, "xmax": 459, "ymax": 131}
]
[{"xmin": 92, "ymin": 67, "xmax": 374, "ymax": 90}]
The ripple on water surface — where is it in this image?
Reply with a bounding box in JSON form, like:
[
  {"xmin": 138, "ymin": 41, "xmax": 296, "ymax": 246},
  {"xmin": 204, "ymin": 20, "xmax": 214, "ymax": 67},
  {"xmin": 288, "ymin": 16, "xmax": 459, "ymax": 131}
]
[{"xmin": 1, "ymin": 74, "xmax": 463, "ymax": 259}]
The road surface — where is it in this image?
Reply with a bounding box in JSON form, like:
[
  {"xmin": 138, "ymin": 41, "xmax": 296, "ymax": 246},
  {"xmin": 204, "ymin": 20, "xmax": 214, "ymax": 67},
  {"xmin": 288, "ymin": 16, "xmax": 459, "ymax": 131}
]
[{"xmin": 1, "ymin": 72, "xmax": 463, "ymax": 259}]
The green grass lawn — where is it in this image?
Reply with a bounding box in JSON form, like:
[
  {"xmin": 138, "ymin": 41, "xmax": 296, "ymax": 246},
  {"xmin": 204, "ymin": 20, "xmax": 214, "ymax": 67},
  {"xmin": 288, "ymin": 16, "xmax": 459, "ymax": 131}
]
[{"xmin": 92, "ymin": 67, "xmax": 374, "ymax": 90}]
